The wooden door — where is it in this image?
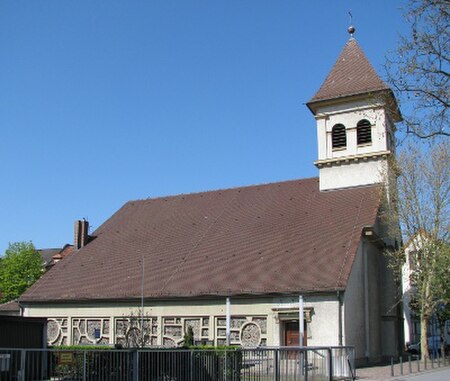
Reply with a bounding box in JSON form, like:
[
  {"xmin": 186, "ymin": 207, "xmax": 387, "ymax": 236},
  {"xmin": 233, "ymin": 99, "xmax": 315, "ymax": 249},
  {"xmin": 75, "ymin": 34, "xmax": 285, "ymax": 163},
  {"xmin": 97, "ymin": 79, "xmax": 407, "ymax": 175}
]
[
  {"xmin": 285, "ymin": 321, "xmax": 299, "ymax": 346},
  {"xmin": 284, "ymin": 321, "xmax": 307, "ymax": 346}
]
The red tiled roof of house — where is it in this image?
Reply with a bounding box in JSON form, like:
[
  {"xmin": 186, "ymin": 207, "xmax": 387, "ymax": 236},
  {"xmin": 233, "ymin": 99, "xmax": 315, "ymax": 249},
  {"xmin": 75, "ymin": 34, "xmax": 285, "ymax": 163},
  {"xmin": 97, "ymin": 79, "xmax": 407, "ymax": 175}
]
[
  {"xmin": 51, "ymin": 244, "xmax": 74, "ymax": 261},
  {"xmin": 308, "ymin": 38, "xmax": 389, "ymax": 104},
  {"xmin": 21, "ymin": 178, "xmax": 380, "ymax": 302}
]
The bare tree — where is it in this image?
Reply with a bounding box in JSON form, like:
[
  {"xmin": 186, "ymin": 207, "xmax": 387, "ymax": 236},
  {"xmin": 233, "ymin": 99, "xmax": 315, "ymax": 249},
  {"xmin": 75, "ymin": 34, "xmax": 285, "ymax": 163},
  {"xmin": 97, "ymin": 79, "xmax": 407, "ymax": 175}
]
[
  {"xmin": 385, "ymin": 0, "xmax": 449, "ymax": 138},
  {"xmin": 382, "ymin": 140, "xmax": 450, "ymax": 358}
]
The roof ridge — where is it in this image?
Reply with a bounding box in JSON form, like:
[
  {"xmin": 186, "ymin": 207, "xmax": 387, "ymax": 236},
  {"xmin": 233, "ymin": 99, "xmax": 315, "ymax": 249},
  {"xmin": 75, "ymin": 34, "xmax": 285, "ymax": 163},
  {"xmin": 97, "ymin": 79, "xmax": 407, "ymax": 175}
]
[{"xmin": 126, "ymin": 176, "xmax": 320, "ymax": 204}]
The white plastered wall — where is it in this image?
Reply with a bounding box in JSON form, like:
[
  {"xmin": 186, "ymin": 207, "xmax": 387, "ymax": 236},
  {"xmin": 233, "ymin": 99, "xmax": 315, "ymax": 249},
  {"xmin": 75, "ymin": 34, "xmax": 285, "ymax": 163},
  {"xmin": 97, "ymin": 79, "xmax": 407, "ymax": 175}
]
[
  {"xmin": 344, "ymin": 233, "xmax": 400, "ymax": 365},
  {"xmin": 319, "ymin": 160, "xmax": 387, "ymax": 191},
  {"xmin": 23, "ymin": 294, "xmax": 340, "ymax": 347}
]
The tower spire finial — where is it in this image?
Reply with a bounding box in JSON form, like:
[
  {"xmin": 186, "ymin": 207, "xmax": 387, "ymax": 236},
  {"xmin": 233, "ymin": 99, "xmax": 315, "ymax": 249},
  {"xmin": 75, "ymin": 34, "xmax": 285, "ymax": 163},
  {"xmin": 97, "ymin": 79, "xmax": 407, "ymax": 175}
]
[{"xmin": 348, "ymin": 11, "xmax": 355, "ymax": 38}]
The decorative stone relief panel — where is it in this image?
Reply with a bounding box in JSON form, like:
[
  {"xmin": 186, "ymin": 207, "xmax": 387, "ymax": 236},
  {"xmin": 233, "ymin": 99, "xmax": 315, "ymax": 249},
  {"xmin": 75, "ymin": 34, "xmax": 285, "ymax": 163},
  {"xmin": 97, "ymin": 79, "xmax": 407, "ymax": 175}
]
[
  {"xmin": 47, "ymin": 318, "xmax": 68, "ymax": 346},
  {"xmin": 240, "ymin": 323, "xmax": 261, "ymax": 347},
  {"xmin": 252, "ymin": 317, "xmax": 267, "ymax": 334},
  {"xmin": 164, "ymin": 326, "xmax": 182, "ymax": 337},
  {"xmin": 47, "ymin": 314, "xmax": 268, "ymax": 347},
  {"xmin": 162, "ymin": 316, "xmax": 210, "ymax": 347},
  {"xmin": 72, "ymin": 318, "xmax": 110, "ymax": 345},
  {"xmin": 231, "ymin": 318, "xmax": 247, "ymax": 329},
  {"xmin": 115, "ymin": 317, "xmax": 158, "ymax": 347},
  {"xmin": 163, "ymin": 337, "xmax": 176, "ymax": 347},
  {"xmin": 184, "ymin": 319, "xmax": 201, "ymax": 338},
  {"xmin": 215, "ymin": 316, "xmax": 267, "ymax": 347}
]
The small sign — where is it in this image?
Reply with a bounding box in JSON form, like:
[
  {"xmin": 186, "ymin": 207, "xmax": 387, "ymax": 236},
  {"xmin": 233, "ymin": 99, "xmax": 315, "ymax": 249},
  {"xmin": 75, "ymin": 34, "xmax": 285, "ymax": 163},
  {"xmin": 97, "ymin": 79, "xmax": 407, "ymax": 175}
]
[
  {"xmin": 58, "ymin": 352, "xmax": 74, "ymax": 365},
  {"xmin": 94, "ymin": 328, "xmax": 101, "ymax": 339}
]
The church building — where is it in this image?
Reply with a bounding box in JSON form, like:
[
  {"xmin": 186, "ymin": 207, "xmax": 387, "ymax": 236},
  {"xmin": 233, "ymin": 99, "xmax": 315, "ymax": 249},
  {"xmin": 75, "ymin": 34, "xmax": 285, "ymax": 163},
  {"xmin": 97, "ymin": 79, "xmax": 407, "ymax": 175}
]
[{"xmin": 20, "ymin": 28, "xmax": 403, "ymax": 364}]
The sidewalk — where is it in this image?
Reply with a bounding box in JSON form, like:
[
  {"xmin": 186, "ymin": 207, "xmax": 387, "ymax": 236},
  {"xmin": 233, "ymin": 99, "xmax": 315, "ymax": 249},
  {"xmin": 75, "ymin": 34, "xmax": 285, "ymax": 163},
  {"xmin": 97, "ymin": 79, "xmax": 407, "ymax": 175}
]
[{"xmin": 356, "ymin": 361, "xmax": 450, "ymax": 380}]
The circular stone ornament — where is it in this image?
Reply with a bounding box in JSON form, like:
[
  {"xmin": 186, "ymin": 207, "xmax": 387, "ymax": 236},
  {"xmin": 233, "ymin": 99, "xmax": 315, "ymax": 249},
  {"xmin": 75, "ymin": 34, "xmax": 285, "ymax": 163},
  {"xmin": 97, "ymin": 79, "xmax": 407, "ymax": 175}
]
[
  {"xmin": 47, "ymin": 320, "xmax": 59, "ymax": 343},
  {"xmin": 240, "ymin": 322, "xmax": 261, "ymax": 347}
]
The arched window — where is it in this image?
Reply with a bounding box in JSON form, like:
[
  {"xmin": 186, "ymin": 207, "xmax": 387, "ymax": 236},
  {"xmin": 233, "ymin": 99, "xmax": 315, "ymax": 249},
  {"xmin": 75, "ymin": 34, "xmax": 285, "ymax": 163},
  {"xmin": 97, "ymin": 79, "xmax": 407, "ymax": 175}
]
[
  {"xmin": 357, "ymin": 119, "xmax": 372, "ymax": 145},
  {"xmin": 332, "ymin": 124, "xmax": 347, "ymax": 149}
]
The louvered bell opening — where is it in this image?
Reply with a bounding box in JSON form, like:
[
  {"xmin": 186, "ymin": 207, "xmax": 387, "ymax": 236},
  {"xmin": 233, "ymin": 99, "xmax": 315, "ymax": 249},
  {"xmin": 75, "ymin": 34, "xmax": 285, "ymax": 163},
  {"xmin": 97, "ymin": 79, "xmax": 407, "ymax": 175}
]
[
  {"xmin": 332, "ymin": 124, "xmax": 347, "ymax": 149},
  {"xmin": 357, "ymin": 120, "xmax": 372, "ymax": 145}
]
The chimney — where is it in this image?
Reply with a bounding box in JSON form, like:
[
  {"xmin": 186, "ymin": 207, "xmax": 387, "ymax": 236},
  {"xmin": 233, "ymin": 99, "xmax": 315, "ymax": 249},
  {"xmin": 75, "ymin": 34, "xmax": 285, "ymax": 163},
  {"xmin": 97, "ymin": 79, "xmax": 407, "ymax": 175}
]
[{"xmin": 74, "ymin": 219, "xmax": 89, "ymax": 250}]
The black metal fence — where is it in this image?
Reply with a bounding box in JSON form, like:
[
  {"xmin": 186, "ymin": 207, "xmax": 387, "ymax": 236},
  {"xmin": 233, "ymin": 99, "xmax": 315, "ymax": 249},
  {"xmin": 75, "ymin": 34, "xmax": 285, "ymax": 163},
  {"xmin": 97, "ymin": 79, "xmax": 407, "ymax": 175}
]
[{"xmin": 0, "ymin": 346, "xmax": 355, "ymax": 381}]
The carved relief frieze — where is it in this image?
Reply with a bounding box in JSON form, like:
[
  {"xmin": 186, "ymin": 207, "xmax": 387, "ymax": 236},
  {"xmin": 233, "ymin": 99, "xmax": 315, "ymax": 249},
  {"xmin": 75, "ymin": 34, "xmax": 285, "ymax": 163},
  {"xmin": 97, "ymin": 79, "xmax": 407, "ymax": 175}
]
[
  {"xmin": 47, "ymin": 318, "xmax": 68, "ymax": 346},
  {"xmin": 72, "ymin": 318, "xmax": 110, "ymax": 345},
  {"xmin": 215, "ymin": 316, "xmax": 267, "ymax": 347},
  {"xmin": 115, "ymin": 317, "xmax": 158, "ymax": 347},
  {"xmin": 162, "ymin": 316, "xmax": 210, "ymax": 346}
]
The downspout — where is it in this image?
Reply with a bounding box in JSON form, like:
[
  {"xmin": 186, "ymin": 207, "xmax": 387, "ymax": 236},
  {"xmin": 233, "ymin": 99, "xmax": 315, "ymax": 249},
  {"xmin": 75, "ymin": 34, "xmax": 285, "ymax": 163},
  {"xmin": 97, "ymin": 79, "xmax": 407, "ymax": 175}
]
[
  {"xmin": 226, "ymin": 297, "xmax": 231, "ymax": 346},
  {"xmin": 337, "ymin": 291, "xmax": 343, "ymax": 346},
  {"xmin": 363, "ymin": 238, "xmax": 370, "ymax": 359},
  {"xmin": 299, "ymin": 295, "xmax": 304, "ymax": 346}
]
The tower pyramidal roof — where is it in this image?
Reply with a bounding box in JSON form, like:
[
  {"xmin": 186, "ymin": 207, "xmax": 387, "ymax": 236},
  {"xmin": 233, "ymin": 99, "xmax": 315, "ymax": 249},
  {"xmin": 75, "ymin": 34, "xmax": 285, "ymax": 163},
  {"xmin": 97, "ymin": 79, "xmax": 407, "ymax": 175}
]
[{"xmin": 309, "ymin": 38, "xmax": 390, "ymax": 104}]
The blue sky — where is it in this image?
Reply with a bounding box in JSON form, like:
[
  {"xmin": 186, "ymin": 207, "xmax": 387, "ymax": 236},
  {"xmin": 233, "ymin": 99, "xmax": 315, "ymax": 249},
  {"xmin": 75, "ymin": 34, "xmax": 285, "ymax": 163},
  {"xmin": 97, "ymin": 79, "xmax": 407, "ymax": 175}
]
[{"xmin": 0, "ymin": 0, "xmax": 408, "ymax": 252}]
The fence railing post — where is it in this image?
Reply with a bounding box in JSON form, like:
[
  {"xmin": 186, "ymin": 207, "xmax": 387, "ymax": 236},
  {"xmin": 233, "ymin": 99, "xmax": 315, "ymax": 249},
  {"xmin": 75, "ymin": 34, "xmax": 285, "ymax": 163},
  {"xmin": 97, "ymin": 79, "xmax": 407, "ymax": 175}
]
[
  {"xmin": 190, "ymin": 350, "xmax": 193, "ymax": 381},
  {"xmin": 350, "ymin": 347, "xmax": 356, "ymax": 380},
  {"xmin": 83, "ymin": 351, "xmax": 87, "ymax": 381},
  {"xmin": 390, "ymin": 357, "xmax": 394, "ymax": 377},
  {"xmin": 304, "ymin": 349, "xmax": 308, "ymax": 381},
  {"xmin": 223, "ymin": 349, "xmax": 227, "ymax": 381},
  {"xmin": 328, "ymin": 347, "xmax": 333, "ymax": 381},
  {"xmin": 18, "ymin": 349, "xmax": 26, "ymax": 381},
  {"xmin": 132, "ymin": 350, "xmax": 139, "ymax": 381},
  {"xmin": 274, "ymin": 349, "xmax": 279, "ymax": 381},
  {"xmin": 41, "ymin": 348, "xmax": 48, "ymax": 380}
]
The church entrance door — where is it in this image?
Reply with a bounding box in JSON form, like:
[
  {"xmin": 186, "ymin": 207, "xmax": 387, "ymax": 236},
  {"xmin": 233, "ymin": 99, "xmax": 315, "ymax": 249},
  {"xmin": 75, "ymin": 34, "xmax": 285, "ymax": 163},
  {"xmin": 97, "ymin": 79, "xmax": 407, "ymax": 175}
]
[{"xmin": 284, "ymin": 321, "xmax": 307, "ymax": 346}]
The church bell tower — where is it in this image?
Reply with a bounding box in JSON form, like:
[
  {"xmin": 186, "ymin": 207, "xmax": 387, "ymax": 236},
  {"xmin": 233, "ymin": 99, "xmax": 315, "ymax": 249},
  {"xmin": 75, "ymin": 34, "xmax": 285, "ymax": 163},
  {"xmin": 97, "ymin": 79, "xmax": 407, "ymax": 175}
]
[{"xmin": 306, "ymin": 27, "xmax": 402, "ymax": 191}]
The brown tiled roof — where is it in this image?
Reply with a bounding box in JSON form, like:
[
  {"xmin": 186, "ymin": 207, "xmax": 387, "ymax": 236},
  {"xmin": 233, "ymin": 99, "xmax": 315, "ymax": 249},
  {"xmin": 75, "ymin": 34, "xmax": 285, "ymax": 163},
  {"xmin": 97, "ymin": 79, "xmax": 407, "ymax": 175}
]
[
  {"xmin": 21, "ymin": 178, "xmax": 380, "ymax": 302},
  {"xmin": 0, "ymin": 300, "xmax": 20, "ymax": 313},
  {"xmin": 308, "ymin": 38, "xmax": 389, "ymax": 104}
]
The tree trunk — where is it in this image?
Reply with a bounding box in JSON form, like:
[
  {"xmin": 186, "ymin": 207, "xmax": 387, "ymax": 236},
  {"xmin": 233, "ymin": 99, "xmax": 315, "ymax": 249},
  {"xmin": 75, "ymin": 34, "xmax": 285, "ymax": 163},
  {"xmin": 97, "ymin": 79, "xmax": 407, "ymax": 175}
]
[{"xmin": 420, "ymin": 316, "xmax": 429, "ymax": 360}]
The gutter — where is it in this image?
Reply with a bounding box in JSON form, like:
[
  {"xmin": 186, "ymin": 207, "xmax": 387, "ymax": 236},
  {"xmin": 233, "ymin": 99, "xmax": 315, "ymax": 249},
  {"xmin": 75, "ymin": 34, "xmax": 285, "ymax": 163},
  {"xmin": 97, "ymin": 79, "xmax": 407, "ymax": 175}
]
[{"xmin": 18, "ymin": 299, "xmax": 24, "ymax": 317}]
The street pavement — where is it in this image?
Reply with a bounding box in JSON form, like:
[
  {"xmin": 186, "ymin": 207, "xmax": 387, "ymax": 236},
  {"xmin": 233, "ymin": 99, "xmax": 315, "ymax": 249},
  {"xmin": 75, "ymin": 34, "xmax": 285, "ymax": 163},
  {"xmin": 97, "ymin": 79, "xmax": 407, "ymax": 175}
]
[
  {"xmin": 356, "ymin": 362, "xmax": 450, "ymax": 380},
  {"xmin": 391, "ymin": 368, "xmax": 450, "ymax": 380}
]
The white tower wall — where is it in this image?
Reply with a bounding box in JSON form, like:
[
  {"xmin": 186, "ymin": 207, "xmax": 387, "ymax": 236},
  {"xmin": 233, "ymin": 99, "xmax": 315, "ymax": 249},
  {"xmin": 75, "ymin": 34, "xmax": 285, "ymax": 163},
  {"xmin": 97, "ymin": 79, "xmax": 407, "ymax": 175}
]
[{"xmin": 313, "ymin": 98, "xmax": 395, "ymax": 191}]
